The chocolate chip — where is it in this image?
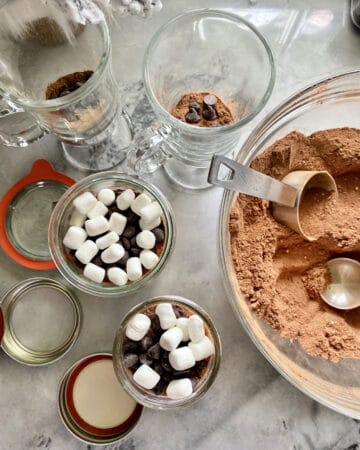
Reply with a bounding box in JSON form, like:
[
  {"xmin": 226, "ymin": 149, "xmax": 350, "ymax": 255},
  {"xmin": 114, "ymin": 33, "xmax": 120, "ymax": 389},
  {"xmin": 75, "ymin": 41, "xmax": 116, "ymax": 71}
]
[
  {"xmin": 172, "ymin": 369, "xmax": 192, "ymax": 379},
  {"xmin": 153, "ymin": 228, "xmax": 165, "ymax": 243},
  {"xmin": 172, "ymin": 304, "xmax": 185, "ymax": 318},
  {"xmin": 203, "ymin": 94, "xmax": 217, "ymax": 107},
  {"xmin": 139, "ymin": 335, "xmax": 153, "ymax": 352},
  {"xmin": 130, "ymin": 247, "xmax": 141, "ymax": 257},
  {"xmin": 152, "ymin": 362, "xmax": 163, "ymax": 375},
  {"xmin": 121, "ymin": 237, "xmax": 131, "ymax": 251},
  {"xmin": 153, "ymin": 378, "xmax": 166, "ymax": 395},
  {"xmin": 202, "ymin": 105, "xmax": 217, "ymax": 121},
  {"xmin": 123, "ymin": 353, "xmax": 138, "ymax": 368},
  {"xmin": 150, "ymin": 314, "xmax": 161, "ymax": 333},
  {"xmin": 118, "ymin": 250, "xmax": 129, "ymax": 267},
  {"xmin": 162, "ymin": 360, "xmax": 172, "ymax": 372},
  {"xmin": 185, "ymin": 109, "xmax": 200, "ymax": 124},
  {"xmin": 139, "ymin": 353, "xmax": 153, "ymax": 365},
  {"xmin": 130, "ymin": 236, "xmax": 137, "ymax": 247},
  {"xmin": 148, "ymin": 342, "xmax": 161, "ymax": 360},
  {"xmin": 123, "ymin": 338, "xmax": 138, "ymax": 353},
  {"xmin": 189, "ymin": 101, "xmax": 201, "ymax": 113},
  {"xmin": 91, "ymin": 255, "xmax": 103, "ymax": 267},
  {"xmin": 126, "ymin": 210, "xmax": 140, "ymax": 224},
  {"xmin": 108, "ymin": 205, "xmax": 119, "ymax": 216},
  {"xmin": 122, "ymin": 226, "xmax": 136, "ymax": 238}
]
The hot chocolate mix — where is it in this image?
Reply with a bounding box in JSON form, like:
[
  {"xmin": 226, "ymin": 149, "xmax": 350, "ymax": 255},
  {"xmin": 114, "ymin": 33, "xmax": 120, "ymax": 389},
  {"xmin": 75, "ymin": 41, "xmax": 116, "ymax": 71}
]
[{"xmin": 230, "ymin": 128, "xmax": 360, "ymax": 362}]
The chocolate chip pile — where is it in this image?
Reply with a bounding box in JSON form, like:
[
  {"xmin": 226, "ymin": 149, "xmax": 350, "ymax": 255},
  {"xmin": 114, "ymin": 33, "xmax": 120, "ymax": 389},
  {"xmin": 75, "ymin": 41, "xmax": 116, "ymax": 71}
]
[
  {"xmin": 185, "ymin": 94, "xmax": 218, "ymax": 123},
  {"xmin": 171, "ymin": 92, "xmax": 234, "ymax": 127},
  {"xmin": 62, "ymin": 188, "xmax": 165, "ymax": 286},
  {"xmin": 45, "ymin": 70, "xmax": 93, "ymax": 99},
  {"xmin": 122, "ymin": 303, "xmax": 215, "ymax": 400}
]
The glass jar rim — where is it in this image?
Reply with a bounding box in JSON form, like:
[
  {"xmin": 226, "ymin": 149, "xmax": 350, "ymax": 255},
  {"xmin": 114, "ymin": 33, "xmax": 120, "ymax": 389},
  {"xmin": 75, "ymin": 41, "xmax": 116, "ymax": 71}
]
[
  {"xmin": 4, "ymin": 20, "xmax": 111, "ymax": 111},
  {"xmin": 143, "ymin": 8, "xmax": 275, "ymax": 137},
  {"xmin": 48, "ymin": 172, "xmax": 175, "ymax": 297},
  {"xmin": 112, "ymin": 295, "xmax": 222, "ymax": 409}
]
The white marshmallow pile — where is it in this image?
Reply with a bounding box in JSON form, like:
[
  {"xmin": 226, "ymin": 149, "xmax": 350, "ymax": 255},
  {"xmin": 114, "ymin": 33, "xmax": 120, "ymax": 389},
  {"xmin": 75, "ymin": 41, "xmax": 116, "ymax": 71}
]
[
  {"xmin": 115, "ymin": 0, "xmax": 162, "ymax": 18},
  {"xmin": 125, "ymin": 303, "xmax": 215, "ymax": 400},
  {"xmin": 62, "ymin": 187, "xmax": 164, "ymax": 285}
]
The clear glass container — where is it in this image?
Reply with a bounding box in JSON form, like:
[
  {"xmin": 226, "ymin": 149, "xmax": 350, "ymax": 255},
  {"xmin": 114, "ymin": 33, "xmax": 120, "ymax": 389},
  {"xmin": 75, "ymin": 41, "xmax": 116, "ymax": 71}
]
[
  {"xmin": 112, "ymin": 295, "xmax": 221, "ymax": 409},
  {"xmin": 219, "ymin": 70, "xmax": 360, "ymax": 418},
  {"xmin": 48, "ymin": 173, "xmax": 175, "ymax": 297},
  {"xmin": 0, "ymin": 17, "xmax": 132, "ymax": 171},
  {"xmin": 128, "ymin": 9, "xmax": 275, "ymax": 190}
]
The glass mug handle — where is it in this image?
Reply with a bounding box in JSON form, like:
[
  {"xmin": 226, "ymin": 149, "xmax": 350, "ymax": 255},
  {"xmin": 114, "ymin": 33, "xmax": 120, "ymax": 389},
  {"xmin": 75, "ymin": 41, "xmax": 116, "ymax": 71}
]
[
  {"xmin": 0, "ymin": 95, "xmax": 46, "ymax": 147},
  {"xmin": 126, "ymin": 124, "xmax": 171, "ymax": 175}
]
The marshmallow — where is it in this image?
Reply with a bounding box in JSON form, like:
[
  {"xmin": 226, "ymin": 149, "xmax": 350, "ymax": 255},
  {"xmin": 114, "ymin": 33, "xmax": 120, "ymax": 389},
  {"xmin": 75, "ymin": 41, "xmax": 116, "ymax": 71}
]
[
  {"xmin": 136, "ymin": 230, "xmax": 155, "ymax": 250},
  {"xmin": 63, "ymin": 226, "xmax": 87, "ymax": 250},
  {"xmin": 109, "ymin": 212, "xmax": 127, "ymax": 235},
  {"xmin": 188, "ymin": 315, "xmax": 205, "ymax": 343},
  {"xmin": 73, "ymin": 192, "xmax": 97, "ymax": 215},
  {"xmin": 107, "ymin": 267, "xmax": 128, "ymax": 286},
  {"xmin": 87, "ymin": 201, "xmax": 108, "ymax": 219},
  {"xmin": 69, "ymin": 209, "xmax": 86, "ymax": 227},
  {"xmin": 126, "ymin": 313, "xmax": 151, "ymax": 341},
  {"xmin": 83, "ymin": 263, "xmax": 105, "ymax": 284},
  {"xmin": 139, "ymin": 202, "xmax": 161, "ymax": 223},
  {"xmin": 116, "ymin": 189, "xmax": 135, "ymax": 211},
  {"xmin": 159, "ymin": 327, "xmax": 183, "ymax": 351},
  {"xmin": 75, "ymin": 240, "xmax": 98, "ymax": 264},
  {"xmin": 166, "ymin": 378, "xmax": 193, "ymax": 399},
  {"xmin": 129, "ymin": 0, "xmax": 143, "ymax": 15},
  {"xmin": 140, "ymin": 250, "xmax": 159, "ymax": 270},
  {"xmin": 155, "ymin": 303, "xmax": 177, "ymax": 329},
  {"xmin": 169, "ymin": 347, "xmax": 195, "ymax": 371},
  {"xmin": 101, "ymin": 243, "xmax": 125, "ymax": 264},
  {"xmin": 126, "ymin": 257, "xmax": 143, "ymax": 281},
  {"xmin": 188, "ymin": 336, "xmax": 214, "ymax": 361},
  {"xmin": 133, "ymin": 364, "xmax": 160, "ymax": 390},
  {"xmin": 139, "ymin": 216, "xmax": 161, "ymax": 231},
  {"xmin": 96, "ymin": 231, "xmax": 119, "ymax": 250},
  {"xmin": 176, "ymin": 317, "xmax": 190, "ymax": 341},
  {"xmin": 98, "ymin": 188, "xmax": 115, "ymax": 206},
  {"xmin": 131, "ymin": 193, "xmax": 152, "ymax": 215},
  {"xmin": 85, "ymin": 216, "xmax": 109, "ymax": 236}
]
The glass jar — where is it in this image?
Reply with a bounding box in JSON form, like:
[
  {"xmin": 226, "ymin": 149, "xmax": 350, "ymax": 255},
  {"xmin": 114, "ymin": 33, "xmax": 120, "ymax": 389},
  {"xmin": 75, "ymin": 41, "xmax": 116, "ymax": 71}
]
[
  {"xmin": 112, "ymin": 295, "xmax": 221, "ymax": 409},
  {"xmin": 48, "ymin": 173, "xmax": 175, "ymax": 297}
]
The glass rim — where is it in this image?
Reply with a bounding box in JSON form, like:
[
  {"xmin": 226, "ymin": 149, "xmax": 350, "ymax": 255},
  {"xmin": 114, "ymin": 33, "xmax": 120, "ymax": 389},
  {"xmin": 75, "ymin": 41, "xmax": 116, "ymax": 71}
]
[
  {"xmin": 143, "ymin": 8, "xmax": 275, "ymax": 136},
  {"xmin": 48, "ymin": 172, "xmax": 175, "ymax": 297},
  {"xmin": 5, "ymin": 20, "xmax": 111, "ymax": 111},
  {"xmin": 112, "ymin": 295, "xmax": 222, "ymax": 409}
]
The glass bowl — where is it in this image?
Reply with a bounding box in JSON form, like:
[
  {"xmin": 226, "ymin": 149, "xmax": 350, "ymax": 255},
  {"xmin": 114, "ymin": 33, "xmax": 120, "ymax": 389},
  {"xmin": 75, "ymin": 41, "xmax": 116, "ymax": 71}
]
[
  {"xmin": 219, "ymin": 70, "xmax": 360, "ymax": 418},
  {"xmin": 49, "ymin": 173, "xmax": 175, "ymax": 297},
  {"xmin": 112, "ymin": 295, "xmax": 221, "ymax": 409}
]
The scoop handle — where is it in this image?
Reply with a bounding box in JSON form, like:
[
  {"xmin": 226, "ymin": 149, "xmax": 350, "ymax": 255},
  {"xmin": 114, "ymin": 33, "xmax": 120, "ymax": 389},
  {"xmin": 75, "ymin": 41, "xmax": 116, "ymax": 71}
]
[{"xmin": 208, "ymin": 155, "xmax": 298, "ymax": 207}]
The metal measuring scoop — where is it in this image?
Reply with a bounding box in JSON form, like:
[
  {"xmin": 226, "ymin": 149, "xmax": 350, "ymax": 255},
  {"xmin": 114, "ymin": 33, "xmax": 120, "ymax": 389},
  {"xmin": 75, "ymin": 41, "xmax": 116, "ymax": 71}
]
[
  {"xmin": 320, "ymin": 258, "xmax": 360, "ymax": 310},
  {"xmin": 208, "ymin": 155, "xmax": 338, "ymax": 241}
]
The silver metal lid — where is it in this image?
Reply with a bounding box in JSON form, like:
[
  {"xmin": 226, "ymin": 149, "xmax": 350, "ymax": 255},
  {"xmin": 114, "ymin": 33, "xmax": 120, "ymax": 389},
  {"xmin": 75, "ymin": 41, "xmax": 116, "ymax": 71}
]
[{"xmin": 0, "ymin": 278, "xmax": 81, "ymax": 365}]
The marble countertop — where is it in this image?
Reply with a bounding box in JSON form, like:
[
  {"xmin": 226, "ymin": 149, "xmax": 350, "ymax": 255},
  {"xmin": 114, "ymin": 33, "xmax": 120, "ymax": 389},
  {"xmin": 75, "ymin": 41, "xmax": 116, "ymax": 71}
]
[{"xmin": 1, "ymin": 1, "xmax": 360, "ymax": 449}]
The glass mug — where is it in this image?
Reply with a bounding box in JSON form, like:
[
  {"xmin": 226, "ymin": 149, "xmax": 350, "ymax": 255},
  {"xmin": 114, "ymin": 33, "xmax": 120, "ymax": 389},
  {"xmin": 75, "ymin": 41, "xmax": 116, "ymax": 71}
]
[
  {"xmin": 127, "ymin": 9, "xmax": 275, "ymax": 190},
  {"xmin": 0, "ymin": 16, "xmax": 132, "ymax": 171}
]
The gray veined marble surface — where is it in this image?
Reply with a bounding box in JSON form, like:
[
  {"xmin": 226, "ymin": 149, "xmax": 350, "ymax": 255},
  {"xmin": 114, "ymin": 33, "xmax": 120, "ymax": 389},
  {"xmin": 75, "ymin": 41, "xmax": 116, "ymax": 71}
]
[{"xmin": 1, "ymin": 1, "xmax": 360, "ymax": 449}]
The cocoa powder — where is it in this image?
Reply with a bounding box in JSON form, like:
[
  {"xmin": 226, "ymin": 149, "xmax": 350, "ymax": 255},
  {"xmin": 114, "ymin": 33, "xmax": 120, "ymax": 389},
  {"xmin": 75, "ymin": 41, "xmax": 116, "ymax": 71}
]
[
  {"xmin": 230, "ymin": 128, "xmax": 360, "ymax": 362},
  {"xmin": 45, "ymin": 70, "xmax": 93, "ymax": 99},
  {"xmin": 171, "ymin": 92, "xmax": 234, "ymax": 127}
]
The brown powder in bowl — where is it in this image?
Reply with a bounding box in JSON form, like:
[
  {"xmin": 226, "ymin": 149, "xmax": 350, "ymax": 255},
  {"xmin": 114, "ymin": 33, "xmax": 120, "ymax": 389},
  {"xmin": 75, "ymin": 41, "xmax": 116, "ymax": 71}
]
[{"xmin": 230, "ymin": 127, "xmax": 360, "ymax": 362}]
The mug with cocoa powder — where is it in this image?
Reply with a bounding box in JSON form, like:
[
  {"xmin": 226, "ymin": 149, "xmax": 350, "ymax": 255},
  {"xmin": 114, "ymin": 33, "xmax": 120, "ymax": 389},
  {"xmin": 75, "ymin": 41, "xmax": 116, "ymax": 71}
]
[
  {"xmin": 0, "ymin": 19, "xmax": 132, "ymax": 171},
  {"xmin": 127, "ymin": 10, "xmax": 275, "ymax": 190}
]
